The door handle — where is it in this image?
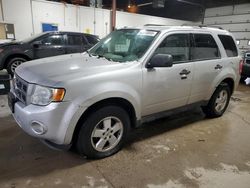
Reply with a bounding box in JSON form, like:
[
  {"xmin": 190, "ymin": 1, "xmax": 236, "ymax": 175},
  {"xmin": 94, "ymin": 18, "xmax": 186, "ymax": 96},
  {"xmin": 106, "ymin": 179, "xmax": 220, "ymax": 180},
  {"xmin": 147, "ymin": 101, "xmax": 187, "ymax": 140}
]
[
  {"xmin": 179, "ymin": 69, "xmax": 191, "ymax": 75},
  {"xmin": 179, "ymin": 69, "xmax": 191, "ymax": 80},
  {"xmin": 214, "ymin": 64, "xmax": 223, "ymax": 70}
]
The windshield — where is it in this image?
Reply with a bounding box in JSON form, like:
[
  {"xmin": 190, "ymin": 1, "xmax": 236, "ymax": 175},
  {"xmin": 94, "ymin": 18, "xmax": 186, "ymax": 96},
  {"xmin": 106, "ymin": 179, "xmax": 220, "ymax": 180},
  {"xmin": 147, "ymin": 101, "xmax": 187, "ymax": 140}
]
[
  {"xmin": 21, "ymin": 33, "xmax": 46, "ymax": 43},
  {"xmin": 89, "ymin": 29, "xmax": 159, "ymax": 62}
]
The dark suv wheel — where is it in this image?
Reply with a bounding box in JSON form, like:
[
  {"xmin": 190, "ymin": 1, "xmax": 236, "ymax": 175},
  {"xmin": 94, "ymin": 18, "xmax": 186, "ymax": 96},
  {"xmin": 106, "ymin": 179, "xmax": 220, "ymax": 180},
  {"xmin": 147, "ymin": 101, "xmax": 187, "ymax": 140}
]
[
  {"xmin": 76, "ymin": 106, "xmax": 130, "ymax": 159},
  {"xmin": 7, "ymin": 57, "xmax": 27, "ymax": 76}
]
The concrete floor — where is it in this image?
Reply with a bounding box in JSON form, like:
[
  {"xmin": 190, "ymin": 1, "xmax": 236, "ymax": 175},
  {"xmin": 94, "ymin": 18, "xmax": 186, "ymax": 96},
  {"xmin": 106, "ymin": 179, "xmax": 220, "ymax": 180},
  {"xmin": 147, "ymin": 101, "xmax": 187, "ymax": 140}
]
[{"xmin": 0, "ymin": 84, "xmax": 250, "ymax": 188}]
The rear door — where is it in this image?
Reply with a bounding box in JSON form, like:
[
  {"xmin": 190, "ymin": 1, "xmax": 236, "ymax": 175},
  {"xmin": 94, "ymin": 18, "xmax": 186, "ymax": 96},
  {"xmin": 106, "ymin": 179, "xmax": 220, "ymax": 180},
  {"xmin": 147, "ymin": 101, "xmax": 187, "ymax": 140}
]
[
  {"xmin": 188, "ymin": 33, "xmax": 222, "ymax": 104},
  {"xmin": 65, "ymin": 34, "xmax": 89, "ymax": 54},
  {"xmin": 218, "ymin": 35, "xmax": 242, "ymax": 77},
  {"xmin": 33, "ymin": 34, "xmax": 66, "ymax": 59}
]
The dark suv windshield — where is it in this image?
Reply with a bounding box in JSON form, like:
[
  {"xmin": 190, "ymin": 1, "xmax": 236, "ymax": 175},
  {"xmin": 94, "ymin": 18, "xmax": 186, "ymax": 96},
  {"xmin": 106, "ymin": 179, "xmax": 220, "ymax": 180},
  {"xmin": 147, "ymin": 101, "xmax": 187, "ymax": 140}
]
[{"xmin": 89, "ymin": 29, "xmax": 158, "ymax": 62}]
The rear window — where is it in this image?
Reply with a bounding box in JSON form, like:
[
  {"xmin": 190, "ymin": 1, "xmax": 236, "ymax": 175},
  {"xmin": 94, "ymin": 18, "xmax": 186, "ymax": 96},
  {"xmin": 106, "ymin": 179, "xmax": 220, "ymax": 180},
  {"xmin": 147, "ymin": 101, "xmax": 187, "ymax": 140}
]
[
  {"xmin": 218, "ymin": 35, "xmax": 238, "ymax": 57},
  {"xmin": 192, "ymin": 34, "xmax": 220, "ymax": 60}
]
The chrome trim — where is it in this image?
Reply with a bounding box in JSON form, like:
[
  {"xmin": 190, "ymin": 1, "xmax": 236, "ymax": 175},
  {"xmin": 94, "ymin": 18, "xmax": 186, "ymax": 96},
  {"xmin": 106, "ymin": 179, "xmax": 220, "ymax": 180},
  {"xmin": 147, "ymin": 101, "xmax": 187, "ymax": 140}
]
[{"xmin": 14, "ymin": 74, "xmax": 29, "ymax": 105}]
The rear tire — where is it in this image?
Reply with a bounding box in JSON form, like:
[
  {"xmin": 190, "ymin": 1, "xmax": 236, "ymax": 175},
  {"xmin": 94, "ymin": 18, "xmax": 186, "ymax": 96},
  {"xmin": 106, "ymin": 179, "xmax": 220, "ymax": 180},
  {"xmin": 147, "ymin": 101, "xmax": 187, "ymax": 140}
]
[
  {"xmin": 76, "ymin": 106, "xmax": 130, "ymax": 159},
  {"xmin": 202, "ymin": 83, "xmax": 231, "ymax": 118},
  {"xmin": 6, "ymin": 57, "xmax": 27, "ymax": 76}
]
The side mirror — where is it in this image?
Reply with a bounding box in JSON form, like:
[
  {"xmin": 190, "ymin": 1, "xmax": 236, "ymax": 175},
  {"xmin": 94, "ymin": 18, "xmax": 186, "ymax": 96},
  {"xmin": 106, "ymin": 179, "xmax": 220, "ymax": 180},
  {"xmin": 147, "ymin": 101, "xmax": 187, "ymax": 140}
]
[
  {"xmin": 33, "ymin": 41, "xmax": 42, "ymax": 48},
  {"xmin": 146, "ymin": 54, "xmax": 173, "ymax": 69}
]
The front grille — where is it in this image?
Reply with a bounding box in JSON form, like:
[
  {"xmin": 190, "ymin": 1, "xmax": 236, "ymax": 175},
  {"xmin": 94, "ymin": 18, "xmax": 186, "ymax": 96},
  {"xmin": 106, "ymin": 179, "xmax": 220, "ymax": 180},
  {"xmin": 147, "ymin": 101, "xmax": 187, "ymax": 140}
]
[{"xmin": 14, "ymin": 75, "xmax": 28, "ymax": 104}]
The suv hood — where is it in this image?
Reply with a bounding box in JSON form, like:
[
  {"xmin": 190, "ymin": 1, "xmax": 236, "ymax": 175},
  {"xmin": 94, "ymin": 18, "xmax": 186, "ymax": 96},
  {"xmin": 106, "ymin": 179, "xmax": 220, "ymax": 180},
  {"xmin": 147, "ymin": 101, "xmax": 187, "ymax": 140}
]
[
  {"xmin": 0, "ymin": 41, "xmax": 21, "ymax": 48},
  {"xmin": 15, "ymin": 53, "xmax": 133, "ymax": 86}
]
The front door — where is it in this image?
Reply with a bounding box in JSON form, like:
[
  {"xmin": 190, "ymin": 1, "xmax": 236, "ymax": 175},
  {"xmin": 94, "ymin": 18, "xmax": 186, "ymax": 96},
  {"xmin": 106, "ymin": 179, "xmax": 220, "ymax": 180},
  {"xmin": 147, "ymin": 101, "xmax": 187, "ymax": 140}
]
[{"xmin": 142, "ymin": 33, "xmax": 194, "ymax": 116}]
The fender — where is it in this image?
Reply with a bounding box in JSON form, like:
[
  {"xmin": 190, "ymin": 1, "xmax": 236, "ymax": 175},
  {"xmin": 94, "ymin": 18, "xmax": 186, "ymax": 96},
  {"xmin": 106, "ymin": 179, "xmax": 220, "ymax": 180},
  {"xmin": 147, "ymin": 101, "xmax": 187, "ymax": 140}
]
[
  {"xmin": 206, "ymin": 66, "xmax": 237, "ymax": 100},
  {"xmin": 62, "ymin": 82, "xmax": 141, "ymax": 145},
  {"xmin": 1, "ymin": 51, "xmax": 32, "ymax": 69}
]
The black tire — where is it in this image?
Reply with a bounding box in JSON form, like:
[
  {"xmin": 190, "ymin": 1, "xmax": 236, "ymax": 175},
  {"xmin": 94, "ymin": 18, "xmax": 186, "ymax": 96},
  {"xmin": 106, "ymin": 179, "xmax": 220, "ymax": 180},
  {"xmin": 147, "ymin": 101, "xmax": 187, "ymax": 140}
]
[
  {"xmin": 202, "ymin": 83, "xmax": 231, "ymax": 118},
  {"xmin": 6, "ymin": 57, "xmax": 27, "ymax": 76},
  {"xmin": 76, "ymin": 106, "xmax": 130, "ymax": 159}
]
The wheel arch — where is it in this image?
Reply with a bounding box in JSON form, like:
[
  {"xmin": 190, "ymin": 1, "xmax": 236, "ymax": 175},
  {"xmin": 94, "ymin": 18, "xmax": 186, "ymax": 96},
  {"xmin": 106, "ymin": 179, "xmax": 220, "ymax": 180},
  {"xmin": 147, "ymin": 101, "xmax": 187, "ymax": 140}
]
[
  {"xmin": 70, "ymin": 97, "xmax": 138, "ymax": 146},
  {"xmin": 220, "ymin": 77, "xmax": 235, "ymax": 95},
  {"xmin": 4, "ymin": 53, "xmax": 31, "ymax": 68},
  {"xmin": 208, "ymin": 72, "xmax": 237, "ymax": 101}
]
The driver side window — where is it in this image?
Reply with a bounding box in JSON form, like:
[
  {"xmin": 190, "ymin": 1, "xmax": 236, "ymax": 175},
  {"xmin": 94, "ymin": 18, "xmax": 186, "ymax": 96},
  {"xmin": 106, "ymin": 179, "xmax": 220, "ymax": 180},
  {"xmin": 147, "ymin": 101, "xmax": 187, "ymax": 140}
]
[
  {"xmin": 40, "ymin": 35, "xmax": 64, "ymax": 46},
  {"xmin": 155, "ymin": 34, "xmax": 190, "ymax": 63}
]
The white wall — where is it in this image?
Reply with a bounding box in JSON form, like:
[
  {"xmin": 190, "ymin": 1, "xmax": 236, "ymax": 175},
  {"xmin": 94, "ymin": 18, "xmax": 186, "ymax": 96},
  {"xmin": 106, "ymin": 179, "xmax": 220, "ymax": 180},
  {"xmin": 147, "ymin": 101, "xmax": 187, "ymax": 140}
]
[
  {"xmin": 0, "ymin": 0, "xmax": 195, "ymax": 40},
  {"xmin": 116, "ymin": 11, "xmax": 193, "ymax": 29},
  {"xmin": 1, "ymin": 0, "xmax": 33, "ymax": 40},
  {"xmin": 204, "ymin": 3, "xmax": 250, "ymax": 52},
  {"xmin": 32, "ymin": 1, "xmax": 79, "ymax": 33}
]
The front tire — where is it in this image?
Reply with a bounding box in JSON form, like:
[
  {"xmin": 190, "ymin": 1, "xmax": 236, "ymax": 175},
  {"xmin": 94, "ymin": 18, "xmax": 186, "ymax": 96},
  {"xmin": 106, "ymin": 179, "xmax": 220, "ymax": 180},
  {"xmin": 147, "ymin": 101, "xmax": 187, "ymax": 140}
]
[
  {"xmin": 76, "ymin": 106, "xmax": 130, "ymax": 159},
  {"xmin": 7, "ymin": 57, "xmax": 27, "ymax": 76},
  {"xmin": 202, "ymin": 83, "xmax": 231, "ymax": 118}
]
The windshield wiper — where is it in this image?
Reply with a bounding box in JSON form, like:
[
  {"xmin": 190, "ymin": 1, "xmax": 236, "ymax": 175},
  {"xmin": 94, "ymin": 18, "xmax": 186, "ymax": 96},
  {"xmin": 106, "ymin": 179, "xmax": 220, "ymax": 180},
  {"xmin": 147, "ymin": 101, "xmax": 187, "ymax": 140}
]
[
  {"xmin": 92, "ymin": 54, "xmax": 112, "ymax": 61},
  {"xmin": 99, "ymin": 55, "xmax": 112, "ymax": 61},
  {"xmin": 86, "ymin": 50, "xmax": 92, "ymax": 57}
]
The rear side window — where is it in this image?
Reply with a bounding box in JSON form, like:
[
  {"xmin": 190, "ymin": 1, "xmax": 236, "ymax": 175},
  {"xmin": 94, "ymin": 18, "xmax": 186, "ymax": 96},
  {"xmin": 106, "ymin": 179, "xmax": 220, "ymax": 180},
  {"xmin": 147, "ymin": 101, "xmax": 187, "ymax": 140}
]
[
  {"xmin": 192, "ymin": 34, "xmax": 220, "ymax": 60},
  {"xmin": 85, "ymin": 35, "xmax": 99, "ymax": 44},
  {"xmin": 67, "ymin": 35, "xmax": 83, "ymax": 45},
  {"xmin": 218, "ymin": 35, "xmax": 238, "ymax": 57}
]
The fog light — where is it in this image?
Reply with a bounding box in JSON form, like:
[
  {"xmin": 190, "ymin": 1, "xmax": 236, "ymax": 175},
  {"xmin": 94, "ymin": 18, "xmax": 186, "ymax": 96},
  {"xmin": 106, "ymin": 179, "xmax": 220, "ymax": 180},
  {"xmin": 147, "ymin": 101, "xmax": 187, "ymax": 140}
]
[{"xmin": 31, "ymin": 121, "xmax": 47, "ymax": 135}]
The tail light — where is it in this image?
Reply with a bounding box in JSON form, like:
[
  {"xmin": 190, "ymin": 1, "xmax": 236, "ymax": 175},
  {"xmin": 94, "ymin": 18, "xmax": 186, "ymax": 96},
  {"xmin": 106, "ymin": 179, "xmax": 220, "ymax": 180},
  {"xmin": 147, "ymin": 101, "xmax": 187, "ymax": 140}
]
[{"xmin": 239, "ymin": 59, "xmax": 244, "ymax": 74}]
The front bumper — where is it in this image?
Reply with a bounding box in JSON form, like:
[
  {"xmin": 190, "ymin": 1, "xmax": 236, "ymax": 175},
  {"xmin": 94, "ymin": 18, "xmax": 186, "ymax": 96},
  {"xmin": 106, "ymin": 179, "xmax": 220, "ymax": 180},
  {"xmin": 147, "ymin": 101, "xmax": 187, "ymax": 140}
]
[{"xmin": 10, "ymin": 93, "xmax": 73, "ymax": 145}]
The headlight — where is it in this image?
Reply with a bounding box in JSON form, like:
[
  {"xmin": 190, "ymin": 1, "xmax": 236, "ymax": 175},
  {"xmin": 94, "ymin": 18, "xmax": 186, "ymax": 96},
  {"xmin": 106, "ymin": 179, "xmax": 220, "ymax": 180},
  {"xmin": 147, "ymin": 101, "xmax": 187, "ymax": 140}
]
[
  {"xmin": 31, "ymin": 85, "xmax": 65, "ymax": 106},
  {"xmin": 11, "ymin": 74, "xmax": 16, "ymax": 89}
]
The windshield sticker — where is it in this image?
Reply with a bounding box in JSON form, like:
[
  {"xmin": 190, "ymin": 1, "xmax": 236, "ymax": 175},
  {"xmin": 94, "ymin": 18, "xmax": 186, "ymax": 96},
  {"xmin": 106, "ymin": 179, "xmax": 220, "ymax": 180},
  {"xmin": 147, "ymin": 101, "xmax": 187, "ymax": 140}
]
[
  {"xmin": 138, "ymin": 30, "xmax": 157, "ymax": 37},
  {"xmin": 115, "ymin": 39, "xmax": 131, "ymax": 52}
]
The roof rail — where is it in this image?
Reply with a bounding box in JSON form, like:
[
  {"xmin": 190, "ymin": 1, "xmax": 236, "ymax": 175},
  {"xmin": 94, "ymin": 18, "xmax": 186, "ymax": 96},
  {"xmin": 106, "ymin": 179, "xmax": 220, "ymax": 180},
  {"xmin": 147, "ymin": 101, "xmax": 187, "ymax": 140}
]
[
  {"xmin": 144, "ymin": 24, "xmax": 170, "ymax": 27},
  {"xmin": 198, "ymin": 24, "xmax": 224, "ymax": 30},
  {"xmin": 145, "ymin": 24, "xmax": 225, "ymax": 30},
  {"xmin": 181, "ymin": 23, "xmax": 224, "ymax": 30}
]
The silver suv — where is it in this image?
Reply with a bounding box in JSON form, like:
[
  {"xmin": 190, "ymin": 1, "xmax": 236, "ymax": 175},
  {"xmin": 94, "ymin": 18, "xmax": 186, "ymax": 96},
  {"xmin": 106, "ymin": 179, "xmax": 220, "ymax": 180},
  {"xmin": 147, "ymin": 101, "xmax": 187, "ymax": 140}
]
[{"xmin": 8, "ymin": 26, "xmax": 241, "ymax": 158}]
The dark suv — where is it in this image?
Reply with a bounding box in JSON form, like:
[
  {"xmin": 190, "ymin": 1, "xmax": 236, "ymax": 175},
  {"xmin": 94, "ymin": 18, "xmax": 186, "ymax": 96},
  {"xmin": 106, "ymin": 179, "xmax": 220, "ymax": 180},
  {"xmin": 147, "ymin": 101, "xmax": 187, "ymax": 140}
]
[
  {"xmin": 241, "ymin": 52, "xmax": 250, "ymax": 81},
  {"xmin": 0, "ymin": 31, "xmax": 99, "ymax": 75}
]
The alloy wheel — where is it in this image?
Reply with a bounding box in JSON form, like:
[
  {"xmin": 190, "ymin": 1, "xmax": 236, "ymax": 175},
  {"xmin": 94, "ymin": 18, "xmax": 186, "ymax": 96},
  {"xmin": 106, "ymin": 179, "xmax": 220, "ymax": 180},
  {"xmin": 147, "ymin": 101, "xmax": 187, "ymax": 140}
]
[
  {"xmin": 91, "ymin": 116, "xmax": 123, "ymax": 152},
  {"xmin": 215, "ymin": 90, "xmax": 228, "ymax": 113},
  {"xmin": 11, "ymin": 60, "xmax": 23, "ymax": 73}
]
